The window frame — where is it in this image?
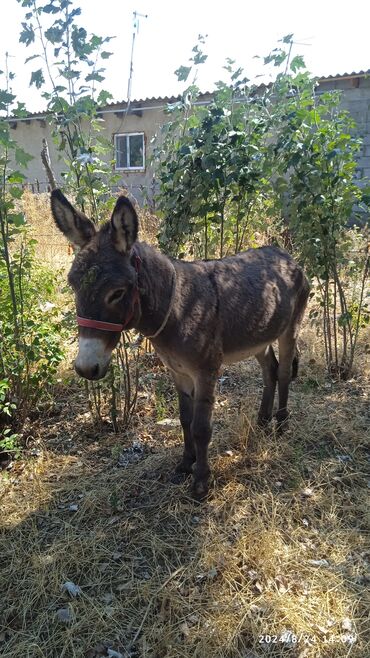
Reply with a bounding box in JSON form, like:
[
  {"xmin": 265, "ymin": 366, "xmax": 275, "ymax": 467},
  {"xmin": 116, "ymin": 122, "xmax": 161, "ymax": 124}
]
[{"xmin": 114, "ymin": 132, "xmax": 145, "ymax": 172}]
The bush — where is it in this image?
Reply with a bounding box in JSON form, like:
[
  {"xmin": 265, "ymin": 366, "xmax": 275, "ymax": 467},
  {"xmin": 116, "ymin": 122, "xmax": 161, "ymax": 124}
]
[
  {"xmin": 0, "ymin": 64, "xmax": 65, "ymax": 454},
  {"xmin": 153, "ymin": 36, "xmax": 370, "ymax": 378}
]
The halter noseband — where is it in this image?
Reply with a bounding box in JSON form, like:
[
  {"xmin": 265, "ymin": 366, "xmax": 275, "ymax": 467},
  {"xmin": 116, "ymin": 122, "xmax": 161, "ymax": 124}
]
[{"xmin": 76, "ymin": 252, "xmax": 142, "ymax": 333}]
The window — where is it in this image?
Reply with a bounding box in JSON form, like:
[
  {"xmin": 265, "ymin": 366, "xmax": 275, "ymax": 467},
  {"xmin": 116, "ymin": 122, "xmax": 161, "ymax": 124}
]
[{"xmin": 114, "ymin": 133, "xmax": 145, "ymax": 170}]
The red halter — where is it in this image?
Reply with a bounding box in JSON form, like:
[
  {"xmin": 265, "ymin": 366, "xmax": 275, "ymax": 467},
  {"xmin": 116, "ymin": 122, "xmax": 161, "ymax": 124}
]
[{"xmin": 76, "ymin": 252, "xmax": 142, "ymax": 333}]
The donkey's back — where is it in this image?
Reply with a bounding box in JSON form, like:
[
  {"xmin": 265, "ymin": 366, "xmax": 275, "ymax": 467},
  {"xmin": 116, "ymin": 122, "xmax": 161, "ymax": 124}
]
[{"xmin": 164, "ymin": 245, "xmax": 309, "ymax": 367}]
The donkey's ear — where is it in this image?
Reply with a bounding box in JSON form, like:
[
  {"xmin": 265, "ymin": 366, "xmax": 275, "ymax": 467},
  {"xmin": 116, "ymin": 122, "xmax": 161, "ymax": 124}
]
[
  {"xmin": 110, "ymin": 196, "xmax": 138, "ymax": 254},
  {"xmin": 51, "ymin": 189, "xmax": 96, "ymax": 248}
]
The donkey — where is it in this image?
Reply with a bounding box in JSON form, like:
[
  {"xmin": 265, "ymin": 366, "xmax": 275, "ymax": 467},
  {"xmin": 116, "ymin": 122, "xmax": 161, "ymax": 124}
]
[{"xmin": 51, "ymin": 189, "xmax": 309, "ymax": 497}]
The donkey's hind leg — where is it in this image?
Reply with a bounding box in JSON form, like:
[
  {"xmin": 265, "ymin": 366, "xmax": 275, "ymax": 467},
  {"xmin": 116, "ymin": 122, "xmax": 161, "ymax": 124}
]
[
  {"xmin": 276, "ymin": 282, "xmax": 309, "ymax": 431},
  {"xmin": 172, "ymin": 372, "xmax": 196, "ymax": 477},
  {"xmin": 276, "ymin": 330, "xmax": 298, "ymax": 431},
  {"xmin": 255, "ymin": 345, "xmax": 279, "ymax": 427}
]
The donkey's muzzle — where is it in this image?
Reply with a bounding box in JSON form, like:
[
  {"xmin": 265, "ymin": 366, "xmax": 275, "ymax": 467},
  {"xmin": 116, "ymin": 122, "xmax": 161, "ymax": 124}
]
[
  {"xmin": 75, "ymin": 361, "xmax": 102, "ymax": 380},
  {"xmin": 74, "ymin": 337, "xmax": 112, "ymax": 380}
]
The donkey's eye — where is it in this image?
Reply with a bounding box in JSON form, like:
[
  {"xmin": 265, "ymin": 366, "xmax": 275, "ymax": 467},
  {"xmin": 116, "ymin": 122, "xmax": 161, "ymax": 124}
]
[{"xmin": 106, "ymin": 288, "xmax": 126, "ymax": 305}]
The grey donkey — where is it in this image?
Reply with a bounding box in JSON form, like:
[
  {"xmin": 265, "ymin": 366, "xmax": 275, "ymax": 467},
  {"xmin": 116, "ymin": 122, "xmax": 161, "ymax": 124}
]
[{"xmin": 51, "ymin": 190, "xmax": 310, "ymax": 498}]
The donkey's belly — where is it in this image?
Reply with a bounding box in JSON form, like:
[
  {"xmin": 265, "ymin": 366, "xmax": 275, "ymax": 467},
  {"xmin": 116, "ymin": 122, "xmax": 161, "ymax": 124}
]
[{"xmin": 222, "ymin": 342, "xmax": 270, "ymax": 365}]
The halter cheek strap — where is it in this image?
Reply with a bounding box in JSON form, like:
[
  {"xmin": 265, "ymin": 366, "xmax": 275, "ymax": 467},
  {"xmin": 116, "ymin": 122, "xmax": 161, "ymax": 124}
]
[
  {"xmin": 76, "ymin": 252, "xmax": 142, "ymax": 333},
  {"xmin": 77, "ymin": 317, "xmax": 127, "ymax": 332}
]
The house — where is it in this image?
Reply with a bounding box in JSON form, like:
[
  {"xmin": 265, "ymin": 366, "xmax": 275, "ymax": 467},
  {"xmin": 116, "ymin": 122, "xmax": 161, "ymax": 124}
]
[{"xmin": 8, "ymin": 72, "xmax": 370, "ymax": 204}]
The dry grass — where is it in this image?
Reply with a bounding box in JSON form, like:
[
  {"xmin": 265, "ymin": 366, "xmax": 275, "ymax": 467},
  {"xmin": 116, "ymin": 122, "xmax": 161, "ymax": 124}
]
[
  {"xmin": 21, "ymin": 190, "xmax": 159, "ymax": 271},
  {"xmin": 1, "ymin": 323, "xmax": 369, "ymax": 658},
  {"xmin": 22, "ymin": 190, "xmax": 74, "ymax": 270}
]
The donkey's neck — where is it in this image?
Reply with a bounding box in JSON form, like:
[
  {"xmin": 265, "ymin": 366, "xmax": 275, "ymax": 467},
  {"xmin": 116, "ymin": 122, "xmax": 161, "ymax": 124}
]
[{"xmin": 133, "ymin": 242, "xmax": 176, "ymax": 338}]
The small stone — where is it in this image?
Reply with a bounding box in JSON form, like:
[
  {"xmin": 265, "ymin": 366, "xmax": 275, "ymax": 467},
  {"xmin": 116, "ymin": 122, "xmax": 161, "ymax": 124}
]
[
  {"xmin": 254, "ymin": 580, "xmax": 264, "ymax": 593},
  {"xmin": 208, "ymin": 567, "xmax": 217, "ymax": 579},
  {"xmin": 56, "ymin": 607, "xmax": 72, "ymax": 624},
  {"xmin": 68, "ymin": 504, "xmax": 78, "ymax": 512},
  {"xmin": 156, "ymin": 418, "xmax": 181, "ymax": 431},
  {"xmin": 112, "ymin": 551, "xmax": 123, "ymax": 560},
  {"xmin": 188, "ymin": 614, "xmax": 199, "ymax": 624},
  {"xmin": 336, "ymin": 455, "xmax": 352, "ymax": 463},
  {"xmin": 179, "ymin": 621, "xmax": 190, "ymax": 637},
  {"xmin": 107, "ymin": 650, "xmax": 124, "ymax": 658},
  {"xmin": 341, "ymin": 617, "xmax": 353, "ymax": 631},
  {"xmin": 302, "ymin": 487, "xmax": 313, "ymax": 497},
  {"xmin": 101, "ymin": 592, "xmax": 114, "ymax": 604},
  {"xmin": 61, "ymin": 581, "xmax": 82, "ymax": 597},
  {"xmin": 308, "ymin": 559, "xmax": 330, "ymax": 567}
]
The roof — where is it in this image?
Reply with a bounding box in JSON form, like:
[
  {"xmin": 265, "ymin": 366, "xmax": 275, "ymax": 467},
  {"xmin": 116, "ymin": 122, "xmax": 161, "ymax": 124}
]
[
  {"xmin": 318, "ymin": 69, "xmax": 370, "ymax": 82},
  {"xmin": 8, "ymin": 71, "xmax": 370, "ymax": 120},
  {"xmin": 102, "ymin": 91, "xmax": 213, "ymax": 109}
]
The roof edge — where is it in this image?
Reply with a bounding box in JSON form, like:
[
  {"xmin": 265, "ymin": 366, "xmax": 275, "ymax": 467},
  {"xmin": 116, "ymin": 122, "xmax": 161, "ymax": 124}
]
[{"xmin": 6, "ymin": 70, "xmax": 370, "ymax": 120}]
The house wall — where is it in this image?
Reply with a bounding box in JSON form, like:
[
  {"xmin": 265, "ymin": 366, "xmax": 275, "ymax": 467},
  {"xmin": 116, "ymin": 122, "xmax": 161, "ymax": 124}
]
[
  {"xmin": 9, "ymin": 80, "xmax": 370, "ymax": 204},
  {"xmin": 99, "ymin": 102, "xmax": 167, "ymax": 202},
  {"xmin": 8, "ymin": 101, "xmax": 168, "ymax": 202},
  {"xmin": 9, "ymin": 118, "xmax": 62, "ymax": 188},
  {"xmin": 318, "ymin": 75, "xmax": 370, "ymax": 180}
]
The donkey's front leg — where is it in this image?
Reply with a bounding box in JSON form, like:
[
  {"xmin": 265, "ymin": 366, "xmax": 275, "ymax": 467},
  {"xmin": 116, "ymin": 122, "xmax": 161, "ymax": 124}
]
[
  {"xmin": 175, "ymin": 389, "xmax": 195, "ymax": 475},
  {"xmin": 191, "ymin": 371, "xmax": 217, "ymax": 498},
  {"xmin": 170, "ymin": 372, "xmax": 195, "ymax": 478}
]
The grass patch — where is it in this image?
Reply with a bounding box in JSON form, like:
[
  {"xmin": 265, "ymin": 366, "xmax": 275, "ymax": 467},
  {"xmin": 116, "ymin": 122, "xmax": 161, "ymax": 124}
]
[{"xmin": 1, "ymin": 324, "xmax": 369, "ymax": 658}]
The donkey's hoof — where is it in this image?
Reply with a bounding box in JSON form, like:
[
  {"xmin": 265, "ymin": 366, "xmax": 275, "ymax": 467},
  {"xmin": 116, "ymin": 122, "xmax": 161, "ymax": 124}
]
[
  {"xmin": 257, "ymin": 414, "xmax": 272, "ymax": 429},
  {"xmin": 174, "ymin": 459, "xmax": 194, "ymax": 475},
  {"xmin": 191, "ymin": 478, "xmax": 210, "ymax": 500},
  {"xmin": 275, "ymin": 409, "xmax": 289, "ymax": 433},
  {"xmin": 170, "ymin": 471, "xmax": 190, "ymax": 485}
]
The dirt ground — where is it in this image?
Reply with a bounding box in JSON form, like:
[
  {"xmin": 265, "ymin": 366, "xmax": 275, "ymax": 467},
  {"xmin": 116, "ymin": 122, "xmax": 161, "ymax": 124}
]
[{"xmin": 1, "ymin": 325, "xmax": 369, "ymax": 658}]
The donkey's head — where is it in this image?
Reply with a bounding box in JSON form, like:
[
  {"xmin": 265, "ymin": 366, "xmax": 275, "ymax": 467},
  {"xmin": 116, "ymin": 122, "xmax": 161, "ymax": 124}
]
[{"xmin": 51, "ymin": 190, "xmax": 140, "ymax": 380}]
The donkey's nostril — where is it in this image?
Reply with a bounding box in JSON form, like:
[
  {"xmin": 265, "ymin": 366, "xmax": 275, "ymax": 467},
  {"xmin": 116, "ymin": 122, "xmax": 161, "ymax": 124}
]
[
  {"xmin": 75, "ymin": 361, "xmax": 100, "ymax": 380},
  {"xmin": 74, "ymin": 362, "xmax": 84, "ymax": 378}
]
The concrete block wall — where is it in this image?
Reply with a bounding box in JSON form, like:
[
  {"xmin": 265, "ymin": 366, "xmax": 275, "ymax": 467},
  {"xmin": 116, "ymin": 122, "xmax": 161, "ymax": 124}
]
[
  {"xmin": 8, "ymin": 77, "xmax": 370, "ymax": 205},
  {"xmin": 318, "ymin": 75, "xmax": 370, "ymax": 181}
]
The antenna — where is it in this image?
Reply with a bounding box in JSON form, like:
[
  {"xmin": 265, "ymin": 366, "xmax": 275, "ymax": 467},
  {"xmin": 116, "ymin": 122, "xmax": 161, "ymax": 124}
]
[{"xmin": 127, "ymin": 10, "xmax": 148, "ymax": 104}]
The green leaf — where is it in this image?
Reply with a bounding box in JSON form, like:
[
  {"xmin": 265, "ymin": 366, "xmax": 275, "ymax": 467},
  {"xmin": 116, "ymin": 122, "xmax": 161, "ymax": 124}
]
[
  {"xmin": 338, "ymin": 311, "xmax": 353, "ymax": 327},
  {"xmin": 0, "ymin": 90, "xmax": 16, "ymax": 110},
  {"xmin": 101, "ymin": 51, "xmax": 113, "ymax": 59},
  {"xmin": 85, "ymin": 72, "xmax": 104, "ymax": 83},
  {"xmin": 19, "ymin": 22, "xmax": 35, "ymax": 47},
  {"xmin": 45, "ymin": 25, "xmax": 64, "ymax": 44},
  {"xmin": 9, "ymin": 187, "xmax": 24, "ymax": 200},
  {"xmin": 71, "ymin": 26, "xmax": 89, "ymax": 58},
  {"xmin": 25, "ymin": 54, "xmax": 40, "ymax": 64},
  {"xmin": 30, "ymin": 69, "xmax": 45, "ymax": 89},
  {"xmin": 42, "ymin": 2, "xmax": 60, "ymax": 13},
  {"xmin": 174, "ymin": 65, "xmax": 191, "ymax": 82},
  {"xmin": 193, "ymin": 52, "xmax": 207, "ymax": 66},
  {"xmin": 97, "ymin": 89, "xmax": 113, "ymax": 105},
  {"xmin": 15, "ymin": 147, "xmax": 33, "ymax": 167},
  {"xmin": 8, "ymin": 212, "xmax": 25, "ymax": 226},
  {"xmin": 13, "ymin": 102, "xmax": 28, "ymax": 118},
  {"xmin": 60, "ymin": 69, "xmax": 80, "ymax": 80},
  {"xmin": 7, "ymin": 171, "xmax": 25, "ymax": 184},
  {"xmin": 290, "ymin": 55, "xmax": 305, "ymax": 73}
]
